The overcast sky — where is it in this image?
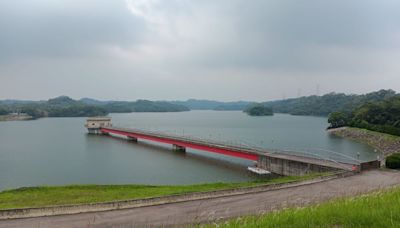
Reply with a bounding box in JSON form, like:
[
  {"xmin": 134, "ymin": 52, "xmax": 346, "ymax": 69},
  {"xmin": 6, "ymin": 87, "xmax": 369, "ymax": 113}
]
[{"xmin": 0, "ymin": 0, "xmax": 399, "ymax": 101}]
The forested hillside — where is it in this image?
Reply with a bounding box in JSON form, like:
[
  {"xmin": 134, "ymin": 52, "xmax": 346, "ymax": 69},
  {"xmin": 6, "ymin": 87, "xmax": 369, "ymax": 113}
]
[
  {"xmin": 103, "ymin": 100, "xmax": 189, "ymax": 113},
  {"xmin": 171, "ymin": 99, "xmax": 252, "ymax": 110},
  {"xmin": 0, "ymin": 96, "xmax": 108, "ymax": 118},
  {"xmin": 0, "ymin": 96, "xmax": 190, "ymax": 119},
  {"xmin": 328, "ymin": 96, "xmax": 400, "ymax": 136},
  {"xmin": 264, "ymin": 89, "xmax": 398, "ymax": 116},
  {"xmin": 244, "ymin": 104, "xmax": 273, "ymax": 116}
]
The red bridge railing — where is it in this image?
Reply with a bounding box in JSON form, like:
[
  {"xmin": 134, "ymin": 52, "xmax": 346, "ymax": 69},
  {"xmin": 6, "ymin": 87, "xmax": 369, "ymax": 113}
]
[{"xmin": 100, "ymin": 127, "xmax": 259, "ymax": 161}]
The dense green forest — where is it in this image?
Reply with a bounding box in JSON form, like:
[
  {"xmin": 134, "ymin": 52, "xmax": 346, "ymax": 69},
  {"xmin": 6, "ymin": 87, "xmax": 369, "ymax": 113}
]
[
  {"xmin": 0, "ymin": 107, "xmax": 9, "ymax": 115},
  {"xmin": 103, "ymin": 100, "xmax": 189, "ymax": 113},
  {"xmin": 263, "ymin": 90, "xmax": 398, "ymax": 116},
  {"xmin": 171, "ymin": 99, "xmax": 251, "ymax": 110},
  {"xmin": 262, "ymin": 89, "xmax": 400, "ymax": 135},
  {"xmin": 0, "ymin": 96, "xmax": 108, "ymax": 118},
  {"xmin": 244, "ymin": 104, "xmax": 273, "ymax": 116},
  {"xmin": 172, "ymin": 90, "xmax": 398, "ymax": 114},
  {"xmin": 328, "ymin": 96, "xmax": 400, "ymax": 136},
  {"xmin": 1, "ymin": 90, "xmax": 399, "ymax": 135},
  {"xmin": 0, "ymin": 96, "xmax": 190, "ymax": 118}
]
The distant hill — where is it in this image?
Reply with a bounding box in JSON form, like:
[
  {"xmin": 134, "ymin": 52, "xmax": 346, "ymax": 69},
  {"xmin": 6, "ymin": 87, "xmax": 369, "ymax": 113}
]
[
  {"xmin": 103, "ymin": 100, "xmax": 190, "ymax": 113},
  {"xmin": 1, "ymin": 89, "xmax": 398, "ymax": 119},
  {"xmin": 79, "ymin": 98, "xmax": 189, "ymax": 112},
  {"xmin": 79, "ymin": 98, "xmax": 111, "ymax": 106},
  {"xmin": 244, "ymin": 104, "xmax": 273, "ymax": 116},
  {"xmin": 214, "ymin": 101, "xmax": 253, "ymax": 111},
  {"xmin": 263, "ymin": 89, "xmax": 398, "ymax": 116},
  {"xmin": 0, "ymin": 96, "xmax": 107, "ymax": 118},
  {"xmin": 48, "ymin": 96, "xmax": 78, "ymax": 106},
  {"xmin": 328, "ymin": 95, "xmax": 400, "ymax": 136},
  {"xmin": 0, "ymin": 99, "xmax": 41, "ymax": 105},
  {"xmin": 0, "ymin": 96, "xmax": 190, "ymax": 118},
  {"xmin": 171, "ymin": 99, "xmax": 252, "ymax": 110}
]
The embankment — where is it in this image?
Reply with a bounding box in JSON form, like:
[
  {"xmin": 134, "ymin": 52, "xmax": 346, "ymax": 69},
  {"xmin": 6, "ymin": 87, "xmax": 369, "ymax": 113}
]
[
  {"xmin": 329, "ymin": 127, "xmax": 400, "ymax": 158},
  {"xmin": 0, "ymin": 114, "xmax": 33, "ymax": 121}
]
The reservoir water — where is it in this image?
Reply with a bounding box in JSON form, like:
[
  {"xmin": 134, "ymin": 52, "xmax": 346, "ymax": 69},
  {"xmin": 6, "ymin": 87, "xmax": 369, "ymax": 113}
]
[{"xmin": 0, "ymin": 111, "xmax": 376, "ymax": 191}]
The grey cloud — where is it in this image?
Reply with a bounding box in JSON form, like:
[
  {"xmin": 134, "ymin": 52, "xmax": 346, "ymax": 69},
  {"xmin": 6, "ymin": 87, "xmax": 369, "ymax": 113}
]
[
  {"xmin": 0, "ymin": 0, "xmax": 147, "ymax": 61},
  {"xmin": 174, "ymin": 0, "xmax": 400, "ymax": 73},
  {"xmin": 0, "ymin": 0, "xmax": 399, "ymax": 100}
]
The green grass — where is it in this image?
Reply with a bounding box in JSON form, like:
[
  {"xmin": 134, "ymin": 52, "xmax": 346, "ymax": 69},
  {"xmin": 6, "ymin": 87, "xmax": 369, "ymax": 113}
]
[
  {"xmin": 209, "ymin": 187, "xmax": 400, "ymax": 228},
  {"xmin": 0, "ymin": 173, "xmax": 326, "ymax": 210}
]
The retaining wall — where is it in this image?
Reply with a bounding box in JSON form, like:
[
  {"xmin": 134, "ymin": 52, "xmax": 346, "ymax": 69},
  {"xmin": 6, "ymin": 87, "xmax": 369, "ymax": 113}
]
[{"xmin": 258, "ymin": 156, "xmax": 342, "ymax": 176}]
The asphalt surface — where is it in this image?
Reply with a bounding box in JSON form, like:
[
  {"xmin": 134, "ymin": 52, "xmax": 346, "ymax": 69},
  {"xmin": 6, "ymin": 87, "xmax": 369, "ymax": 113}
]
[{"xmin": 1, "ymin": 170, "xmax": 399, "ymax": 228}]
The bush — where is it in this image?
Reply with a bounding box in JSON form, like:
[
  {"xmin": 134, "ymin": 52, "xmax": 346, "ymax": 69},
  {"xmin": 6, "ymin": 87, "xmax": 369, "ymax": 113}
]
[
  {"xmin": 0, "ymin": 107, "xmax": 9, "ymax": 115},
  {"xmin": 386, "ymin": 153, "xmax": 400, "ymax": 169},
  {"xmin": 328, "ymin": 111, "xmax": 349, "ymax": 129},
  {"xmin": 244, "ymin": 104, "xmax": 273, "ymax": 116}
]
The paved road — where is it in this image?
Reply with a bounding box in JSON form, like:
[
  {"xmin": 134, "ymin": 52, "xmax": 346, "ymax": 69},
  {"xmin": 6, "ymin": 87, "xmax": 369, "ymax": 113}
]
[{"xmin": 1, "ymin": 170, "xmax": 399, "ymax": 228}]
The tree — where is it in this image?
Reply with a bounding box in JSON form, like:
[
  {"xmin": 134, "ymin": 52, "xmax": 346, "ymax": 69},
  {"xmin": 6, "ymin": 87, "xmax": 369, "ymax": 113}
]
[
  {"xmin": 0, "ymin": 107, "xmax": 9, "ymax": 115},
  {"xmin": 244, "ymin": 104, "xmax": 273, "ymax": 116},
  {"xmin": 328, "ymin": 112, "xmax": 348, "ymax": 129}
]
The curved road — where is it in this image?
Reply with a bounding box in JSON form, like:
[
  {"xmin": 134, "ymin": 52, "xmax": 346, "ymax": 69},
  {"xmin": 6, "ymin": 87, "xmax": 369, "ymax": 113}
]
[{"xmin": 1, "ymin": 170, "xmax": 399, "ymax": 228}]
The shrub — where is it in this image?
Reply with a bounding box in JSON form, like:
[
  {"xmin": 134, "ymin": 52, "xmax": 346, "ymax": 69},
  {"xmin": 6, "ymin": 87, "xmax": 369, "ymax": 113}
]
[{"xmin": 386, "ymin": 153, "xmax": 400, "ymax": 169}]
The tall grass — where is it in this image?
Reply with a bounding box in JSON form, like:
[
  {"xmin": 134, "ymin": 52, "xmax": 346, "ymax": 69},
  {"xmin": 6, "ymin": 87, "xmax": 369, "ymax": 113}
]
[{"xmin": 209, "ymin": 187, "xmax": 400, "ymax": 228}]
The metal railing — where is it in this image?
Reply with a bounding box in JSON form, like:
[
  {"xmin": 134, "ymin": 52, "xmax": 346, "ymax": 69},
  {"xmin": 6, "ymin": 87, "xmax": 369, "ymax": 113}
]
[{"xmin": 104, "ymin": 126, "xmax": 364, "ymax": 167}]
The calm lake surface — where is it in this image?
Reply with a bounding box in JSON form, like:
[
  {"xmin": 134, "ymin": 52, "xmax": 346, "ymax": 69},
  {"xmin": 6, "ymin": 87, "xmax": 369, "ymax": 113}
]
[{"xmin": 0, "ymin": 111, "xmax": 376, "ymax": 191}]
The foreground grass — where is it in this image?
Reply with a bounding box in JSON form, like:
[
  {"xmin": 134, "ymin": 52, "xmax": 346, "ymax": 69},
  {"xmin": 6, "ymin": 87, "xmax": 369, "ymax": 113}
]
[
  {"xmin": 0, "ymin": 173, "xmax": 326, "ymax": 210},
  {"xmin": 209, "ymin": 187, "xmax": 400, "ymax": 228}
]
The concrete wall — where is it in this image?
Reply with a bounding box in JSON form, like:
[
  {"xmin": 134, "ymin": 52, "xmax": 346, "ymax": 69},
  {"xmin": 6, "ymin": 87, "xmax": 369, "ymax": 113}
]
[
  {"xmin": 258, "ymin": 155, "xmax": 341, "ymax": 176},
  {"xmin": 128, "ymin": 136, "xmax": 138, "ymax": 142},
  {"xmin": 172, "ymin": 144, "xmax": 186, "ymax": 152},
  {"xmin": 360, "ymin": 160, "xmax": 381, "ymax": 171},
  {"xmin": 85, "ymin": 119, "xmax": 111, "ymax": 129}
]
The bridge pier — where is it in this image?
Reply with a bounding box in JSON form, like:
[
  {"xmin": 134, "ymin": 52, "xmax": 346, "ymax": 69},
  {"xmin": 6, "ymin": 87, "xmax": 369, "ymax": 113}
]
[
  {"xmin": 172, "ymin": 144, "xmax": 186, "ymax": 152},
  {"xmin": 128, "ymin": 136, "xmax": 138, "ymax": 142},
  {"xmin": 257, "ymin": 155, "xmax": 341, "ymax": 176}
]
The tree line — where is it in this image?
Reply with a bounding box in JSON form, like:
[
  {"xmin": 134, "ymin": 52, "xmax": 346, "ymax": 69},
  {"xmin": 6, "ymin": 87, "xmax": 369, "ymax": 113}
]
[
  {"xmin": 328, "ymin": 95, "xmax": 400, "ymax": 136},
  {"xmin": 263, "ymin": 89, "xmax": 397, "ymax": 116},
  {"xmin": 0, "ymin": 96, "xmax": 190, "ymax": 119},
  {"xmin": 244, "ymin": 104, "xmax": 273, "ymax": 116},
  {"xmin": 0, "ymin": 96, "xmax": 108, "ymax": 118}
]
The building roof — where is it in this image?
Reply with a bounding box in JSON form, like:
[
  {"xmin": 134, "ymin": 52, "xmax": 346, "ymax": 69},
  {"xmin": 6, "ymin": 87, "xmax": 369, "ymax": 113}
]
[{"xmin": 86, "ymin": 117, "xmax": 111, "ymax": 121}]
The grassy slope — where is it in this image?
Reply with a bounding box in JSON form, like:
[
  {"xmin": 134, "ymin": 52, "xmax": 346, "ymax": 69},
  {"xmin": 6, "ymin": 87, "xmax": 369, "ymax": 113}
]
[
  {"xmin": 331, "ymin": 127, "xmax": 400, "ymax": 157},
  {"xmin": 0, "ymin": 174, "xmax": 324, "ymax": 210},
  {"xmin": 212, "ymin": 187, "xmax": 400, "ymax": 228}
]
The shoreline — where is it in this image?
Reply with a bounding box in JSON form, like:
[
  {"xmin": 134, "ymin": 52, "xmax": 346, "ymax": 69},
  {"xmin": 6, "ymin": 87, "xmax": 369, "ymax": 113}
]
[
  {"xmin": 329, "ymin": 127, "xmax": 400, "ymax": 159},
  {"xmin": 0, "ymin": 114, "xmax": 33, "ymax": 122}
]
